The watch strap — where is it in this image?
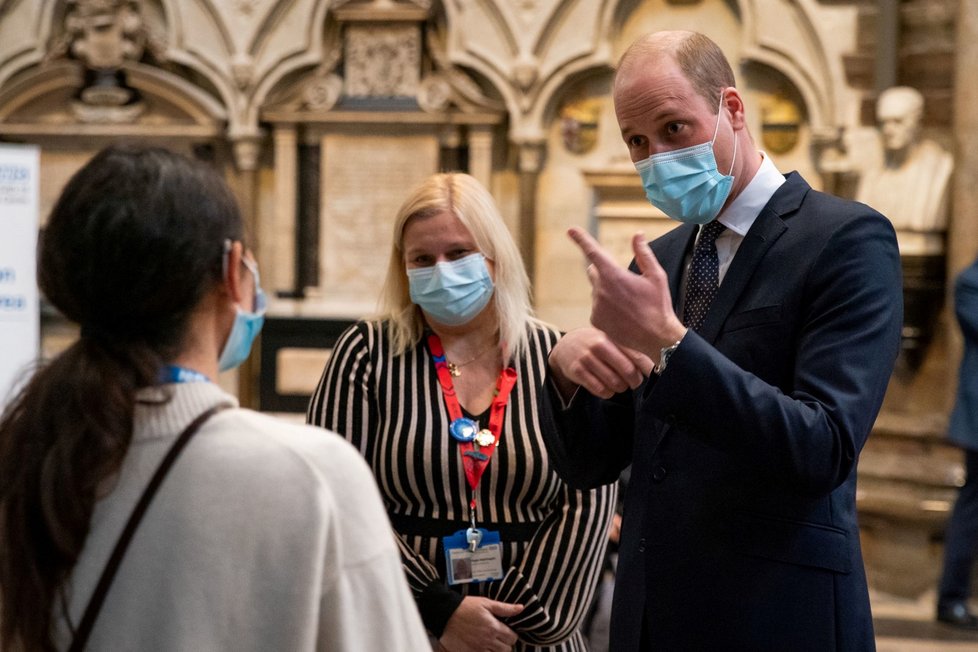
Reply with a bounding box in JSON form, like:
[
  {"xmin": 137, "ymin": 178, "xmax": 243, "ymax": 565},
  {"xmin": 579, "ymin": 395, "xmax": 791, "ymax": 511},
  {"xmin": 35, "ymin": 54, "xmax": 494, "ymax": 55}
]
[{"xmin": 654, "ymin": 339, "xmax": 683, "ymax": 375}]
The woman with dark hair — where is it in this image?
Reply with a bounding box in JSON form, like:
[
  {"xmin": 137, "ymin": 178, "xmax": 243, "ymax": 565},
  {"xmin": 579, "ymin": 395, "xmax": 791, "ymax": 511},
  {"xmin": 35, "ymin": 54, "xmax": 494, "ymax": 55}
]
[{"xmin": 0, "ymin": 145, "xmax": 427, "ymax": 651}]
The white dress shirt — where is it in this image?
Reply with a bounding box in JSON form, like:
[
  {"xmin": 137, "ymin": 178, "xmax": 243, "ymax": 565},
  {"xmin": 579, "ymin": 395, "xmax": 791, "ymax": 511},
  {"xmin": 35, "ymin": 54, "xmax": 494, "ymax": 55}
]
[
  {"xmin": 675, "ymin": 153, "xmax": 785, "ymax": 322},
  {"xmin": 713, "ymin": 152, "xmax": 785, "ymax": 281}
]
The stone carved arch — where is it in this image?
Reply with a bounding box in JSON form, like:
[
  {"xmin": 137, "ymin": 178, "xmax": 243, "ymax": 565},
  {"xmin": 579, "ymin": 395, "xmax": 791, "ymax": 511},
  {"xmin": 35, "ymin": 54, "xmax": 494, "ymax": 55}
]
[
  {"xmin": 0, "ymin": 0, "xmax": 846, "ymax": 169},
  {"xmin": 0, "ymin": 1, "xmax": 228, "ymax": 140},
  {"xmin": 0, "ymin": 1, "xmax": 66, "ymax": 91},
  {"xmin": 439, "ymin": 0, "xmax": 617, "ymax": 145},
  {"xmin": 437, "ymin": 0, "xmax": 521, "ymax": 125},
  {"xmin": 0, "ymin": 1, "xmax": 236, "ymax": 147},
  {"xmin": 246, "ymin": 0, "xmax": 338, "ymax": 126},
  {"xmin": 0, "ymin": 60, "xmax": 227, "ymax": 137},
  {"xmin": 155, "ymin": 0, "xmax": 243, "ymax": 139},
  {"xmin": 735, "ymin": 0, "xmax": 837, "ymax": 130},
  {"xmin": 436, "ymin": 0, "xmax": 841, "ymax": 147}
]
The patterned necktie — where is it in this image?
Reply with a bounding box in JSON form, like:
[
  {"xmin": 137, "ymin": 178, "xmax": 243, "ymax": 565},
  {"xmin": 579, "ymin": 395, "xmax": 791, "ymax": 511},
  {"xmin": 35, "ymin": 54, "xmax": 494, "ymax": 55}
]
[{"xmin": 683, "ymin": 220, "xmax": 727, "ymax": 332}]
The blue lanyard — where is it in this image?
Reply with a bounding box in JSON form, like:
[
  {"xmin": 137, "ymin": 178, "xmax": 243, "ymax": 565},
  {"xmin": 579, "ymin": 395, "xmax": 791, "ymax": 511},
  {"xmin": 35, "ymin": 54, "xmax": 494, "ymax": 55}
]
[{"xmin": 160, "ymin": 365, "xmax": 210, "ymax": 384}]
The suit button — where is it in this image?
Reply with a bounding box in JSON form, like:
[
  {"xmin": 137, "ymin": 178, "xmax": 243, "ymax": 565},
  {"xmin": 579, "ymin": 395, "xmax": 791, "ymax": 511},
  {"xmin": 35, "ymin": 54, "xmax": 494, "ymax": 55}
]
[
  {"xmin": 652, "ymin": 466, "xmax": 667, "ymax": 482},
  {"xmin": 638, "ymin": 538, "xmax": 646, "ymax": 553},
  {"xmin": 666, "ymin": 414, "xmax": 677, "ymax": 426}
]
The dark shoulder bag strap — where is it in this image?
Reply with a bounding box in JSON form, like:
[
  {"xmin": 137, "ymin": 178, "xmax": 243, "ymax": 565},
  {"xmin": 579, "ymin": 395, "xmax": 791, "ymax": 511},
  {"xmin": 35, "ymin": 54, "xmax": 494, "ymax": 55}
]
[{"xmin": 68, "ymin": 402, "xmax": 232, "ymax": 652}]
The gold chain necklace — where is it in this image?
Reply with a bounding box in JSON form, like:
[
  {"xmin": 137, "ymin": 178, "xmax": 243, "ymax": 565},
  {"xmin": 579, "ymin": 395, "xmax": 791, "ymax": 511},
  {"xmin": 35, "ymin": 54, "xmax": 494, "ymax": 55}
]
[{"xmin": 447, "ymin": 343, "xmax": 496, "ymax": 377}]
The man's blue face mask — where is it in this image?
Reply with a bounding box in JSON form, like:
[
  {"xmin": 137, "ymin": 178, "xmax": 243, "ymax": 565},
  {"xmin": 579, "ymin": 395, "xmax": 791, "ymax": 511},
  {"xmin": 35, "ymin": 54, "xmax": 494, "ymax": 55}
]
[
  {"xmin": 407, "ymin": 253, "xmax": 494, "ymax": 327},
  {"xmin": 218, "ymin": 248, "xmax": 266, "ymax": 372},
  {"xmin": 634, "ymin": 92, "xmax": 738, "ymax": 225}
]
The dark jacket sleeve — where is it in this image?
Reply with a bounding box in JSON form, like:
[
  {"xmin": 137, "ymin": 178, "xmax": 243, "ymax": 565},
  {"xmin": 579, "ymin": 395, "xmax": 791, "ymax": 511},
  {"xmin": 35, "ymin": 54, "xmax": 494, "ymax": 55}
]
[
  {"xmin": 540, "ymin": 375, "xmax": 637, "ymax": 490},
  {"xmin": 645, "ymin": 210, "xmax": 903, "ymax": 496}
]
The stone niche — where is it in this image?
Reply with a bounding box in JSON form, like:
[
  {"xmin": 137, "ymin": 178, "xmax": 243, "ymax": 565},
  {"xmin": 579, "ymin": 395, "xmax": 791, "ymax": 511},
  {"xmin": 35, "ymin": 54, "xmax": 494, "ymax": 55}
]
[
  {"xmin": 0, "ymin": 0, "xmax": 238, "ymax": 394},
  {"xmin": 257, "ymin": 0, "xmax": 505, "ymax": 411}
]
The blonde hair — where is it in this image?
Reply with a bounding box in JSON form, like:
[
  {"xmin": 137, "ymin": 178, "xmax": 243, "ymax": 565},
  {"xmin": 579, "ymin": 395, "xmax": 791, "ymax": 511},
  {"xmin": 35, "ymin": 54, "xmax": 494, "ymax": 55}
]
[{"xmin": 379, "ymin": 172, "xmax": 542, "ymax": 361}]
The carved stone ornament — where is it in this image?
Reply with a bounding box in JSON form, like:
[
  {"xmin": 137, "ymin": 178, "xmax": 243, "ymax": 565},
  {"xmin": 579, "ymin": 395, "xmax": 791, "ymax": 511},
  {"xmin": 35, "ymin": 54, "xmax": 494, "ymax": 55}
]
[
  {"xmin": 417, "ymin": 75, "xmax": 452, "ymax": 112},
  {"xmin": 49, "ymin": 0, "xmax": 166, "ymax": 123},
  {"xmin": 233, "ymin": 135, "xmax": 263, "ymax": 172},
  {"xmin": 303, "ymin": 73, "xmax": 344, "ymax": 111},
  {"xmin": 331, "ymin": 0, "xmax": 432, "ymax": 18},
  {"xmin": 233, "ymin": 0, "xmax": 263, "ymax": 15},
  {"xmin": 231, "ymin": 53, "xmax": 255, "ymax": 90},
  {"xmin": 760, "ymin": 93, "xmax": 802, "ymax": 155},
  {"xmin": 559, "ymin": 96, "xmax": 601, "ymax": 155},
  {"xmin": 62, "ymin": 0, "xmax": 148, "ymax": 71},
  {"xmin": 71, "ymin": 96, "xmax": 145, "ymax": 123},
  {"xmin": 300, "ymin": 43, "xmax": 343, "ymax": 111},
  {"xmin": 512, "ymin": 55, "xmax": 538, "ymax": 93},
  {"xmin": 344, "ymin": 24, "xmax": 420, "ymax": 98}
]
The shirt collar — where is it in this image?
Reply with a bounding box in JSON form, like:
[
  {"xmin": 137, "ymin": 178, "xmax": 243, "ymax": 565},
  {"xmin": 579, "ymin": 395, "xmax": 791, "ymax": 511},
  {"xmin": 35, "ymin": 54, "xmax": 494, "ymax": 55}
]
[{"xmin": 717, "ymin": 152, "xmax": 786, "ymax": 237}]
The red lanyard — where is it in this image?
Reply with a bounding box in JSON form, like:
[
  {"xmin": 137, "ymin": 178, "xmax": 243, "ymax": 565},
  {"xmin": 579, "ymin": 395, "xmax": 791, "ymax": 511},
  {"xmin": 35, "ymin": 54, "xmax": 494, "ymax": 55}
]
[{"xmin": 427, "ymin": 333, "xmax": 517, "ymax": 513}]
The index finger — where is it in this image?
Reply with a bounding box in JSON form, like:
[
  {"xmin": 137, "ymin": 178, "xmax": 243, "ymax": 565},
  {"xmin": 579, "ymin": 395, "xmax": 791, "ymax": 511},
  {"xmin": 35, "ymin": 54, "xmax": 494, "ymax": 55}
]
[{"xmin": 568, "ymin": 226, "xmax": 620, "ymax": 275}]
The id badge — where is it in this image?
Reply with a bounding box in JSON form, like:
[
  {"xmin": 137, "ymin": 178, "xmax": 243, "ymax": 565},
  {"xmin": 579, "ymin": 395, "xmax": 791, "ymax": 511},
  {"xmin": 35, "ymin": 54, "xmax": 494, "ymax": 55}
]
[{"xmin": 443, "ymin": 528, "xmax": 503, "ymax": 585}]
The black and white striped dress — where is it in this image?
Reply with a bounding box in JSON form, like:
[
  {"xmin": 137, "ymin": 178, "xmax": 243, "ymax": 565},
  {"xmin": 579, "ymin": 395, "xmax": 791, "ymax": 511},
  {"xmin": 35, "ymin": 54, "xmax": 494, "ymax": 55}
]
[{"xmin": 308, "ymin": 320, "xmax": 615, "ymax": 651}]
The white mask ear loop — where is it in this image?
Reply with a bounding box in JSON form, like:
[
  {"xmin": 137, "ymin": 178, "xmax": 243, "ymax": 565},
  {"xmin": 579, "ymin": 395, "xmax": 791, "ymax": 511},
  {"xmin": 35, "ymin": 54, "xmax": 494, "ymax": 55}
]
[
  {"xmin": 710, "ymin": 91, "xmax": 738, "ymax": 176},
  {"xmin": 728, "ymin": 128, "xmax": 738, "ymax": 176}
]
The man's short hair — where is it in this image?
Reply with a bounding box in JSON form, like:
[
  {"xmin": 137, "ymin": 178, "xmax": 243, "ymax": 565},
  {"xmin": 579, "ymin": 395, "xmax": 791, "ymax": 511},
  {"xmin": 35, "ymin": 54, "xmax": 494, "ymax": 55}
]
[{"xmin": 618, "ymin": 31, "xmax": 736, "ymax": 112}]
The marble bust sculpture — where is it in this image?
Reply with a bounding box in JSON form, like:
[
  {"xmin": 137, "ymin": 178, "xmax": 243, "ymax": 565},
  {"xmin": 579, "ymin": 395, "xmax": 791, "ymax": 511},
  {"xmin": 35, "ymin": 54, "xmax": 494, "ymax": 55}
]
[{"xmin": 855, "ymin": 86, "xmax": 953, "ymax": 255}]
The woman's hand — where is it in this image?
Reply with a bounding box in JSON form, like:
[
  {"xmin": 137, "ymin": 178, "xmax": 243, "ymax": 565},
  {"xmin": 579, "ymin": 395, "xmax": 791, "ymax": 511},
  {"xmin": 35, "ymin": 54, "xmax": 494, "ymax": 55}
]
[
  {"xmin": 549, "ymin": 327, "xmax": 653, "ymax": 400},
  {"xmin": 437, "ymin": 596, "xmax": 524, "ymax": 652}
]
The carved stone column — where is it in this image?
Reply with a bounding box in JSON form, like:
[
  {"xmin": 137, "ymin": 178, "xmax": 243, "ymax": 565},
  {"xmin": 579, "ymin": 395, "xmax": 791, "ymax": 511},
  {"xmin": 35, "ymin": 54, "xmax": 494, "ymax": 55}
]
[
  {"xmin": 229, "ymin": 132, "xmax": 263, "ymax": 253},
  {"xmin": 468, "ymin": 125, "xmax": 493, "ymax": 189},
  {"xmin": 227, "ymin": 138, "xmax": 263, "ymax": 410},
  {"xmin": 950, "ymin": 0, "xmax": 978, "ymax": 280},
  {"xmin": 517, "ymin": 141, "xmax": 545, "ymax": 286},
  {"xmin": 270, "ymin": 124, "xmax": 298, "ymax": 295}
]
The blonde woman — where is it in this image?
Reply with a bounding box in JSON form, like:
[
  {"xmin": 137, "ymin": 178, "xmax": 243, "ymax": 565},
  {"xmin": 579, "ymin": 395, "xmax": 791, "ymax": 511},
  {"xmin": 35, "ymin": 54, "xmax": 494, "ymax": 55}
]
[{"xmin": 308, "ymin": 173, "xmax": 615, "ymax": 652}]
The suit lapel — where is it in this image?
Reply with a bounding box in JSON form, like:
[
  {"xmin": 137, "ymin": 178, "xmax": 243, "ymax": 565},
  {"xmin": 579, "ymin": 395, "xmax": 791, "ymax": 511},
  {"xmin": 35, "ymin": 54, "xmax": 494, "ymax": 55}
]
[{"xmin": 697, "ymin": 173, "xmax": 808, "ymax": 343}]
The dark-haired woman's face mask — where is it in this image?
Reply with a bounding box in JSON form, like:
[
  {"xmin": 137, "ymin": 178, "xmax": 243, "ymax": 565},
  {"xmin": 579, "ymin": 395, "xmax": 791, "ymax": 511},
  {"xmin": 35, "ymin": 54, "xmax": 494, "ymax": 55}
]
[{"xmin": 218, "ymin": 256, "xmax": 266, "ymax": 372}]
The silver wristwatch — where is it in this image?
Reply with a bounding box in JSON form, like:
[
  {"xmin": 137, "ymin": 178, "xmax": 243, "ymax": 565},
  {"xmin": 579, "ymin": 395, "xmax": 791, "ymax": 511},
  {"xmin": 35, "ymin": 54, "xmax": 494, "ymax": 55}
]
[{"xmin": 654, "ymin": 340, "xmax": 682, "ymax": 375}]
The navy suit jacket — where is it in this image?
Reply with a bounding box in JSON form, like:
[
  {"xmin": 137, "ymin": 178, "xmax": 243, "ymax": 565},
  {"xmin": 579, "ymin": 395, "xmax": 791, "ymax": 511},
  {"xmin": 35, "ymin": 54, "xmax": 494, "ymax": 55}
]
[
  {"xmin": 543, "ymin": 173, "xmax": 903, "ymax": 651},
  {"xmin": 949, "ymin": 259, "xmax": 978, "ymax": 451}
]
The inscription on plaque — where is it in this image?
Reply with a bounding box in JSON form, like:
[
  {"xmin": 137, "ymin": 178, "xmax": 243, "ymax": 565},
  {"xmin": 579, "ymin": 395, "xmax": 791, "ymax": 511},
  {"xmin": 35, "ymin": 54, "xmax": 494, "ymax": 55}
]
[{"xmin": 319, "ymin": 133, "xmax": 439, "ymax": 310}]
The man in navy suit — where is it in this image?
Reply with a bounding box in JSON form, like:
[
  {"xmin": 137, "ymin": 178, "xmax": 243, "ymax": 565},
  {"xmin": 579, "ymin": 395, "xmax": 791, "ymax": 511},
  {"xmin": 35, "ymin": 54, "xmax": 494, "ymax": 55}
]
[
  {"xmin": 542, "ymin": 31, "xmax": 902, "ymax": 650},
  {"xmin": 936, "ymin": 259, "xmax": 978, "ymax": 629}
]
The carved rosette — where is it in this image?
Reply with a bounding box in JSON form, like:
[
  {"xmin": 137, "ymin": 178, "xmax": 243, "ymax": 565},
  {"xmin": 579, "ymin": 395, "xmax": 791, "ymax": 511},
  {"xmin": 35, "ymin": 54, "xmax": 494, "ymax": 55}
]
[
  {"xmin": 303, "ymin": 73, "xmax": 345, "ymax": 111},
  {"xmin": 417, "ymin": 75, "xmax": 452, "ymax": 112},
  {"xmin": 299, "ymin": 44, "xmax": 343, "ymax": 112}
]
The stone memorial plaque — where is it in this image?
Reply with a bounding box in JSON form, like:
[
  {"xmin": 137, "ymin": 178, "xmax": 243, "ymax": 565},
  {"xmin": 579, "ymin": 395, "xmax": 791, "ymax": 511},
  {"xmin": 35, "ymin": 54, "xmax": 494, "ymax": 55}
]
[{"xmin": 319, "ymin": 133, "xmax": 439, "ymax": 312}]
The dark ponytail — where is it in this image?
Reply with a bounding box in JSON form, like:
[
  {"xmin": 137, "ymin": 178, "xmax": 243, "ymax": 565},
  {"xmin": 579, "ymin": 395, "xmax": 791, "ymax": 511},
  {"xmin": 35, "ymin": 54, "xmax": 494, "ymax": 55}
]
[{"xmin": 0, "ymin": 145, "xmax": 243, "ymax": 650}]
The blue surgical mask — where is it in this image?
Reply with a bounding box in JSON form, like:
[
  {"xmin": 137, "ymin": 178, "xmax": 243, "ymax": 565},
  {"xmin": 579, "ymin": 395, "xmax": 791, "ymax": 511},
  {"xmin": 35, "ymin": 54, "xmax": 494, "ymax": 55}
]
[
  {"xmin": 634, "ymin": 93, "xmax": 738, "ymax": 225},
  {"xmin": 407, "ymin": 253, "xmax": 494, "ymax": 326},
  {"xmin": 219, "ymin": 255, "xmax": 266, "ymax": 372}
]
